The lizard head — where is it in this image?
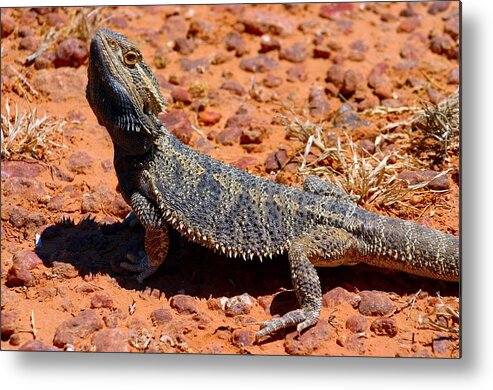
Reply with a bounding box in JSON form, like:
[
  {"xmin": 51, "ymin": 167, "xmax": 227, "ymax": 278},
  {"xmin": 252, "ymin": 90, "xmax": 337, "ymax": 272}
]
[{"xmin": 86, "ymin": 29, "xmax": 166, "ymax": 155}]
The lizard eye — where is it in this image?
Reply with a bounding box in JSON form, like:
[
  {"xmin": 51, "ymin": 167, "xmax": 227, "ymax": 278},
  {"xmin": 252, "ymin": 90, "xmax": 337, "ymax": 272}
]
[{"xmin": 124, "ymin": 51, "xmax": 139, "ymax": 66}]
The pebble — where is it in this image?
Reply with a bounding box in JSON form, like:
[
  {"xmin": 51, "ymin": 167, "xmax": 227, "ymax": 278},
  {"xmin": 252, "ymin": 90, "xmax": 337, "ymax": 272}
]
[
  {"xmin": 429, "ymin": 35, "xmax": 456, "ymax": 59},
  {"xmin": 1, "ymin": 15, "xmax": 15, "ymax": 38},
  {"xmin": 198, "ymin": 110, "xmax": 222, "ymax": 126},
  {"xmin": 19, "ymin": 36, "xmax": 39, "ymax": 51},
  {"xmin": 264, "ymin": 148, "xmax": 288, "ymax": 173},
  {"xmin": 240, "ymin": 127, "xmax": 264, "ymax": 145},
  {"xmin": 279, "ymin": 42, "xmax": 308, "ymax": 63},
  {"xmin": 308, "ymin": 86, "xmax": 330, "ymax": 117},
  {"xmin": 239, "ymin": 55, "xmax": 279, "ymax": 73},
  {"xmin": 312, "ymin": 46, "xmax": 331, "ymax": 59},
  {"xmin": 53, "ymin": 310, "xmax": 103, "ymax": 348},
  {"xmin": 326, "ymin": 64, "xmax": 345, "ymax": 88},
  {"xmin": 358, "ymin": 139, "xmax": 376, "ymax": 154},
  {"xmin": 444, "ymin": 17, "xmax": 459, "ymax": 40},
  {"xmin": 333, "ymin": 103, "xmax": 370, "ymax": 130},
  {"xmin": 150, "ymin": 308, "xmax": 173, "ymax": 325},
  {"xmin": 322, "ymin": 287, "xmax": 350, "ymax": 307},
  {"xmin": 426, "ymin": 87, "xmax": 445, "ymax": 105},
  {"xmin": 6, "ymin": 263, "xmax": 35, "ymax": 287},
  {"xmin": 171, "ymin": 87, "xmax": 192, "ymax": 105},
  {"xmin": 91, "ymin": 328, "xmax": 129, "ymax": 352},
  {"xmin": 284, "ymin": 320, "xmax": 330, "ymax": 355},
  {"xmin": 223, "ymin": 294, "xmax": 253, "ymax": 317},
  {"xmin": 188, "ymin": 20, "xmax": 216, "ymax": 43},
  {"xmin": 170, "ymin": 294, "xmax": 198, "ymax": 315},
  {"xmin": 232, "ymin": 156, "xmax": 258, "ymax": 170},
  {"xmin": 319, "ymin": 3, "xmax": 354, "ymax": 19},
  {"xmin": 54, "ymin": 38, "xmax": 88, "ymax": 68},
  {"xmin": 225, "ymin": 31, "xmax": 247, "ymax": 56},
  {"xmin": 239, "ymin": 9, "xmax": 295, "ymax": 36},
  {"xmin": 215, "ymin": 127, "xmax": 242, "ymax": 145},
  {"xmin": 432, "ymin": 335, "xmax": 450, "ymax": 355},
  {"xmin": 398, "ymin": 170, "xmax": 450, "ymax": 191},
  {"xmin": 345, "ymin": 315, "xmax": 368, "ymax": 333},
  {"xmin": 346, "ymin": 334, "xmax": 366, "ymax": 354},
  {"xmin": 397, "ymin": 17, "xmax": 421, "ymax": 33},
  {"xmin": 3, "ymin": 177, "xmax": 45, "ymax": 202},
  {"xmin": 367, "ymin": 62, "xmax": 389, "ymax": 88},
  {"xmin": 259, "ymin": 34, "xmax": 281, "ymax": 53},
  {"xmin": 159, "ymin": 110, "xmax": 193, "ymax": 145},
  {"xmin": 66, "ymin": 151, "xmax": 94, "ymax": 174},
  {"xmin": 1, "ymin": 310, "xmax": 16, "ymax": 336},
  {"xmin": 173, "ymin": 37, "xmax": 196, "ymax": 55},
  {"xmin": 340, "ymin": 69, "xmax": 361, "ymax": 98},
  {"xmin": 370, "ymin": 317, "xmax": 398, "ymax": 337},
  {"xmin": 13, "ymin": 249, "xmax": 43, "ymax": 270},
  {"xmin": 428, "ymin": 1, "xmax": 450, "ymax": 15},
  {"xmin": 1, "ymin": 161, "xmax": 45, "ymax": 179},
  {"xmin": 263, "ymin": 73, "xmax": 282, "ymax": 88},
  {"xmin": 220, "ymin": 80, "xmax": 246, "ymax": 96},
  {"xmin": 179, "ymin": 58, "xmax": 210, "ymax": 73},
  {"xmin": 231, "ymin": 329, "xmax": 255, "ymax": 347},
  {"xmin": 355, "ymin": 290, "xmax": 394, "ymax": 316},
  {"xmin": 103, "ymin": 308, "xmax": 127, "ymax": 328},
  {"xmin": 90, "ymin": 293, "xmax": 114, "ymax": 309},
  {"xmin": 286, "ymin": 64, "xmax": 308, "ymax": 82},
  {"xmin": 19, "ymin": 340, "xmax": 60, "ymax": 351},
  {"xmin": 447, "ymin": 68, "xmax": 459, "ymax": 84},
  {"xmin": 52, "ymin": 261, "xmax": 79, "ymax": 279}
]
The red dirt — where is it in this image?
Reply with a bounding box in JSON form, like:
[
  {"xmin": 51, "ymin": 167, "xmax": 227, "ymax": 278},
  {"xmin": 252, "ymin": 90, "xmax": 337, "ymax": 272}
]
[{"xmin": 1, "ymin": 3, "xmax": 460, "ymax": 356}]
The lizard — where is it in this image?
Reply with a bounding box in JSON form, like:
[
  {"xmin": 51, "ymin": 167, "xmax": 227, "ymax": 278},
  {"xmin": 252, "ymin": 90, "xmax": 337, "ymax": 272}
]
[{"xmin": 86, "ymin": 29, "xmax": 460, "ymax": 341}]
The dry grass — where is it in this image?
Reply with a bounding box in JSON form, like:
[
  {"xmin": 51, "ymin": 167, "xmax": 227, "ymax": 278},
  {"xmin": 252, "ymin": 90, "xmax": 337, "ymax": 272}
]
[
  {"xmin": 1, "ymin": 100, "xmax": 66, "ymax": 161},
  {"xmin": 418, "ymin": 294, "xmax": 459, "ymax": 334}
]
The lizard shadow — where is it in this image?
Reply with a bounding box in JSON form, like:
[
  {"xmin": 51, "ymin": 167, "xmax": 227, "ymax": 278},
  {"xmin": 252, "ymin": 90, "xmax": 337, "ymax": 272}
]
[{"xmin": 35, "ymin": 217, "xmax": 459, "ymax": 314}]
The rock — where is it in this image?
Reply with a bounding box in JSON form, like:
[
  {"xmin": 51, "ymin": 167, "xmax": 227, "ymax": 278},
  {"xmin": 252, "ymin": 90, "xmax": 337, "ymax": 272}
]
[
  {"xmin": 358, "ymin": 139, "xmax": 375, "ymax": 154},
  {"xmin": 215, "ymin": 127, "xmax": 242, "ymax": 145},
  {"xmin": 368, "ymin": 62, "xmax": 389, "ymax": 88},
  {"xmin": 54, "ymin": 38, "xmax": 88, "ymax": 68},
  {"xmin": 19, "ymin": 340, "xmax": 60, "ymax": 351},
  {"xmin": 232, "ymin": 329, "xmax": 255, "ymax": 347},
  {"xmin": 66, "ymin": 151, "xmax": 94, "ymax": 174},
  {"xmin": 399, "ymin": 4, "xmax": 419, "ymax": 17},
  {"xmin": 346, "ymin": 315, "xmax": 368, "ymax": 333},
  {"xmin": 170, "ymin": 294, "xmax": 198, "ymax": 315},
  {"xmin": 432, "ymin": 335, "xmax": 450, "ymax": 355},
  {"xmin": 240, "ymin": 127, "xmax": 264, "ymax": 145},
  {"xmin": 225, "ymin": 31, "xmax": 247, "ymax": 56},
  {"xmin": 265, "ymin": 148, "xmax": 288, "ymax": 173},
  {"xmin": 355, "ymin": 291, "xmax": 394, "ymax": 316},
  {"xmin": 188, "ymin": 20, "xmax": 216, "ymax": 43},
  {"xmin": 346, "ymin": 334, "xmax": 366, "ymax": 354},
  {"xmin": 91, "ymin": 328, "xmax": 129, "ymax": 352},
  {"xmin": 428, "ymin": 2, "xmax": 450, "ymax": 15},
  {"xmin": 350, "ymin": 39, "xmax": 368, "ymax": 52},
  {"xmin": 173, "ymin": 37, "xmax": 196, "ymax": 55},
  {"xmin": 370, "ymin": 317, "xmax": 398, "ymax": 337},
  {"xmin": 398, "ymin": 170, "xmax": 450, "ymax": 191},
  {"xmin": 397, "ymin": 17, "xmax": 421, "ymax": 33},
  {"xmin": 426, "ymin": 87, "xmax": 445, "ymax": 105},
  {"xmin": 312, "ymin": 46, "xmax": 331, "ymax": 59},
  {"xmin": 340, "ymin": 69, "xmax": 361, "ymax": 98},
  {"xmin": 348, "ymin": 50, "xmax": 366, "ymax": 62},
  {"xmin": 259, "ymin": 34, "xmax": 281, "ymax": 53},
  {"xmin": 447, "ymin": 68, "xmax": 459, "ymax": 84},
  {"xmin": 90, "ymin": 293, "xmax": 114, "ymax": 309},
  {"xmin": 373, "ymin": 82, "xmax": 394, "ymax": 100},
  {"xmin": 179, "ymin": 58, "xmax": 210, "ymax": 73},
  {"xmin": 53, "ymin": 310, "xmax": 104, "ymax": 348},
  {"xmin": 159, "ymin": 110, "xmax": 193, "ymax": 145},
  {"xmin": 308, "ymin": 86, "xmax": 330, "ymax": 117},
  {"xmin": 1, "ymin": 161, "xmax": 45, "ymax": 179},
  {"xmin": 263, "ymin": 73, "xmax": 282, "ymax": 88},
  {"xmin": 225, "ymin": 114, "xmax": 253, "ymax": 129},
  {"xmin": 103, "ymin": 308, "xmax": 127, "ymax": 328},
  {"xmin": 326, "ymin": 64, "xmax": 345, "ymax": 88},
  {"xmin": 279, "ymin": 42, "xmax": 308, "ymax": 63},
  {"xmin": 319, "ymin": 3, "xmax": 354, "ymax": 19},
  {"xmin": 3, "ymin": 177, "xmax": 45, "ymax": 202},
  {"xmin": 429, "ymin": 35, "xmax": 456, "ymax": 59},
  {"xmin": 1, "ymin": 311, "xmax": 16, "ymax": 336},
  {"xmin": 286, "ymin": 64, "xmax": 308, "ymax": 82},
  {"xmin": 333, "ymin": 103, "xmax": 370, "ymax": 130},
  {"xmin": 323, "ymin": 287, "xmax": 350, "ymax": 307},
  {"xmin": 239, "ymin": 9, "xmax": 295, "ymax": 36},
  {"xmin": 239, "ymin": 55, "xmax": 279, "ymax": 73},
  {"xmin": 198, "ymin": 110, "xmax": 222, "ymax": 126},
  {"xmin": 6, "ymin": 264, "xmax": 35, "ymax": 287},
  {"xmin": 1, "ymin": 15, "xmax": 15, "ymax": 38},
  {"xmin": 223, "ymin": 294, "xmax": 253, "ymax": 317},
  {"xmin": 13, "ymin": 249, "xmax": 43, "ymax": 270},
  {"xmin": 171, "ymin": 87, "xmax": 192, "ymax": 105},
  {"xmin": 19, "ymin": 36, "xmax": 39, "ymax": 51},
  {"xmin": 231, "ymin": 156, "xmax": 258, "ymax": 170},
  {"xmin": 284, "ymin": 321, "xmax": 330, "ymax": 355},
  {"xmin": 150, "ymin": 309, "xmax": 173, "ymax": 325},
  {"xmin": 380, "ymin": 13, "xmax": 398, "ymax": 22},
  {"xmin": 52, "ymin": 262, "xmax": 78, "ymax": 279},
  {"xmin": 220, "ymin": 80, "xmax": 246, "ymax": 96},
  {"xmin": 444, "ymin": 17, "xmax": 459, "ymax": 40}
]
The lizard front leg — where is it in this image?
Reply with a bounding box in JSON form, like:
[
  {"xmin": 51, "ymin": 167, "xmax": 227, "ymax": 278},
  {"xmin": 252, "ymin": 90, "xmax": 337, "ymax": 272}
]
[
  {"xmin": 120, "ymin": 192, "xmax": 169, "ymax": 283},
  {"xmin": 256, "ymin": 226, "xmax": 357, "ymax": 341}
]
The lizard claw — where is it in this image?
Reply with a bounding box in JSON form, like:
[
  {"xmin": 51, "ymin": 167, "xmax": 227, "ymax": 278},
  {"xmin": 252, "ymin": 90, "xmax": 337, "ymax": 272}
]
[
  {"xmin": 120, "ymin": 254, "xmax": 156, "ymax": 284},
  {"xmin": 255, "ymin": 308, "xmax": 319, "ymax": 341}
]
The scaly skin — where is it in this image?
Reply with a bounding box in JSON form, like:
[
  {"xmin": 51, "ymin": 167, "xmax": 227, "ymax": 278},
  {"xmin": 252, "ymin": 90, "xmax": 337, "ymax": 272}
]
[{"xmin": 86, "ymin": 29, "xmax": 460, "ymax": 341}]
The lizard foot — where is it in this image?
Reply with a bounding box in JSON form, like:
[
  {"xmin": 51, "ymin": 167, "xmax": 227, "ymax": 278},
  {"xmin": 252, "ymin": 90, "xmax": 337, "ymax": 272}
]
[
  {"xmin": 120, "ymin": 254, "xmax": 157, "ymax": 284},
  {"xmin": 255, "ymin": 308, "xmax": 319, "ymax": 341}
]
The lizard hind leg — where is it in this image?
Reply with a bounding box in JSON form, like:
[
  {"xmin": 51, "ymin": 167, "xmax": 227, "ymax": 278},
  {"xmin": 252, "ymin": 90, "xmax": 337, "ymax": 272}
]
[{"xmin": 256, "ymin": 226, "xmax": 357, "ymax": 341}]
